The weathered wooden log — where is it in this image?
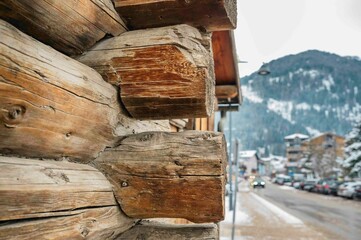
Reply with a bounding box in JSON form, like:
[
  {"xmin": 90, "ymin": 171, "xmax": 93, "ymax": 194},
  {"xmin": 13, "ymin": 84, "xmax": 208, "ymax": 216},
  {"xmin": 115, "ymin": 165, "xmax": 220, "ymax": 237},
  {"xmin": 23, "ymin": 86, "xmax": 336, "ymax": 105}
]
[
  {"xmin": 0, "ymin": 0, "xmax": 127, "ymax": 56},
  {"xmin": 0, "ymin": 156, "xmax": 134, "ymax": 239},
  {"xmin": 78, "ymin": 24, "xmax": 215, "ymax": 120},
  {"xmin": 117, "ymin": 221, "xmax": 219, "ymax": 240},
  {"xmin": 0, "ymin": 207, "xmax": 132, "ymax": 240},
  {"xmin": 114, "ymin": 0, "xmax": 237, "ymax": 31},
  {"xmin": 0, "ymin": 20, "xmax": 119, "ymax": 161},
  {"xmin": 93, "ymin": 131, "xmax": 227, "ymax": 223}
]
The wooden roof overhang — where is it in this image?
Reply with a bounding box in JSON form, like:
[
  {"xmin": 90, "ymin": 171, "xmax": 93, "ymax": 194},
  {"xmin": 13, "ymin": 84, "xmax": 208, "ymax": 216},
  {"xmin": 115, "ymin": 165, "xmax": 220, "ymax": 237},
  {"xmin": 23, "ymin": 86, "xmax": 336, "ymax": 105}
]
[{"xmin": 212, "ymin": 30, "xmax": 242, "ymax": 111}]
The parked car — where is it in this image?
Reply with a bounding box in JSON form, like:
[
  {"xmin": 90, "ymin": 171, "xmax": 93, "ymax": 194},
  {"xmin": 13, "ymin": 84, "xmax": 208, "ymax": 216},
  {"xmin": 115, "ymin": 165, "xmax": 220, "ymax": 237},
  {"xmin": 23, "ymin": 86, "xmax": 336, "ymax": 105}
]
[
  {"xmin": 303, "ymin": 179, "xmax": 318, "ymax": 192},
  {"xmin": 337, "ymin": 182, "xmax": 361, "ymax": 199},
  {"xmin": 354, "ymin": 185, "xmax": 361, "ymax": 200},
  {"xmin": 293, "ymin": 181, "xmax": 301, "ymax": 189},
  {"xmin": 276, "ymin": 175, "xmax": 292, "ymax": 185},
  {"xmin": 299, "ymin": 180, "xmax": 306, "ymax": 190},
  {"xmin": 314, "ymin": 179, "xmax": 326, "ymax": 193},
  {"xmin": 328, "ymin": 180, "xmax": 344, "ymax": 196},
  {"xmin": 252, "ymin": 177, "xmax": 266, "ymax": 188}
]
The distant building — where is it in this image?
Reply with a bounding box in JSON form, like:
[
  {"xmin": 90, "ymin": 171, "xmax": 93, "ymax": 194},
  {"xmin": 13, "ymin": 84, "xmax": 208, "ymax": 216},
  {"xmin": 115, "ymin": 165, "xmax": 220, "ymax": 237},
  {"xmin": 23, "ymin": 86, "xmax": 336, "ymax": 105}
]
[
  {"xmin": 239, "ymin": 150, "xmax": 259, "ymax": 176},
  {"xmin": 259, "ymin": 155, "xmax": 286, "ymax": 176},
  {"xmin": 302, "ymin": 132, "xmax": 345, "ymax": 178},
  {"xmin": 284, "ymin": 133, "xmax": 309, "ymax": 176},
  {"xmin": 270, "ymin": 156, "xmax": 287, "ymax": 175},
  {"xmin": 258, "ymin": 157, "xmax": 271, "ymax": 176}
]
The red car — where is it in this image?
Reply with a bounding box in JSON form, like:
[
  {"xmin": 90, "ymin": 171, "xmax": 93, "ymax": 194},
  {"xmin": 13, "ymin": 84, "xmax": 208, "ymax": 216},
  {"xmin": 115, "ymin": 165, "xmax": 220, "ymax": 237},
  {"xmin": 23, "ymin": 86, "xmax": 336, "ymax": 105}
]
[{"xmin": 314, "ymin": 179, "xmax": 326, "ymax": 193}]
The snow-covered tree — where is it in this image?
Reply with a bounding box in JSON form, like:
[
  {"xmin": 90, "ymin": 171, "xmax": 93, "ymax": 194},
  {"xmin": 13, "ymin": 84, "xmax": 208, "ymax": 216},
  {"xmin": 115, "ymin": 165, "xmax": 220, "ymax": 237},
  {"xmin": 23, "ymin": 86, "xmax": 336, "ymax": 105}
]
[{"xmin": 343, "ymin": 119, "xmax": 361, "ymax": 177}]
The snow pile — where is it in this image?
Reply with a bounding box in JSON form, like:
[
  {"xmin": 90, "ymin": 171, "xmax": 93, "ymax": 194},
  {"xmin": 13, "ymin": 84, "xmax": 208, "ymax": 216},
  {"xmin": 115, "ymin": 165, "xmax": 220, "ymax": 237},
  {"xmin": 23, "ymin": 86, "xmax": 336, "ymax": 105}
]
[
  {"xmin": 241, "ymin": 85, "xmax": 263, "ymax": 103},
  {"xmin": 267, "ymin": 99, "xmax": 294, "ymax": 123}
]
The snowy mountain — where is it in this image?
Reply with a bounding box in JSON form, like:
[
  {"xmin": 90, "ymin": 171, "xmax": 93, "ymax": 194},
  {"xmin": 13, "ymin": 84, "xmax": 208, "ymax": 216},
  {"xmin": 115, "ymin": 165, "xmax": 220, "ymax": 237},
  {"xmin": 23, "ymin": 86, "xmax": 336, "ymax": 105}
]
[{"xmin": 229, "ymin": 50, "xmax": 361, "ymax": 156}]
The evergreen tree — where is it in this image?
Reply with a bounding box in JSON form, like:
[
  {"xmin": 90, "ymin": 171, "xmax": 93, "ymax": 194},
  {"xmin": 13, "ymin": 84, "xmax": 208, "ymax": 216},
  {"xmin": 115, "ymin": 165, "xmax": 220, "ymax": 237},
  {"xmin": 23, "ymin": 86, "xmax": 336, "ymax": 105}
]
[{"xmin": 343, "ymin": 119, "xmax": 361, "ymax": 177}]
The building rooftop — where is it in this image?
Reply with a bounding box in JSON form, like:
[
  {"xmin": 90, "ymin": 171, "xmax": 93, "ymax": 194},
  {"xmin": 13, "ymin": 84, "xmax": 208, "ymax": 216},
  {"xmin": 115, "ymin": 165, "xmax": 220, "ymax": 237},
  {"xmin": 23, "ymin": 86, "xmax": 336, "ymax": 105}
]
[
  {"xmin": 239, "ymin": 150, "xmax": 257, "ymax": 158},
  {"xmin": 284, "ymin": 133, "xmax": 309, "ymax": 140}
]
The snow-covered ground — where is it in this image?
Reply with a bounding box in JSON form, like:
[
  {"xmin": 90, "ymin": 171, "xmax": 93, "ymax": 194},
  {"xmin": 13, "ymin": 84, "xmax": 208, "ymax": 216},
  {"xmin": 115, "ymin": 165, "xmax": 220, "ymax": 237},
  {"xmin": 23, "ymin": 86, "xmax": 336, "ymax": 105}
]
[{"xmin": 220, "ymin": 181, "xmax": 327, "ymax": 240}]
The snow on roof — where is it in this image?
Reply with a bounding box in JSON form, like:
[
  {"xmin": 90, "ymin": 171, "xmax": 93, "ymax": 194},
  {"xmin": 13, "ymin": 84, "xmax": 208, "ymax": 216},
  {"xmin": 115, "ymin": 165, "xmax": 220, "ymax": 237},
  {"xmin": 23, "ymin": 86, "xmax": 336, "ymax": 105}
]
[
  {"xmin": 239, "ymin": 150, "xmax": 257, "ymax": 158},
  {"xmin": 284, "ymin": 133, "xmax": 309, "ymax": 140},
  {"xmin": 270, "ymin": 155, "xmax": 286, "ymax": 160},
  {"xmin": 261, "ymin": 155, "xmax": 285, "ymax": 161},
  {"xmin": 308, "ymin": 132, "xmax": 344, "ymax": 141},
  {"xmin": 260, "ymin": 157, "xmax": 272, "ymax": 162}
]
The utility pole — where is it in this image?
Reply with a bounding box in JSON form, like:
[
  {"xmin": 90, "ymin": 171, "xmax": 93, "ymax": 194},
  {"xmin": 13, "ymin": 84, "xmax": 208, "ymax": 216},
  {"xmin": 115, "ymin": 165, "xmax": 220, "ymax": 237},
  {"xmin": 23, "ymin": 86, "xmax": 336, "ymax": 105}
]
[
  {"xmin": 231, "ymin": 139, "xmax": 240, "ymax": 240},
  {"xmin": 228, "ymin": 111, "xmax": 233, "ymax": 210}
]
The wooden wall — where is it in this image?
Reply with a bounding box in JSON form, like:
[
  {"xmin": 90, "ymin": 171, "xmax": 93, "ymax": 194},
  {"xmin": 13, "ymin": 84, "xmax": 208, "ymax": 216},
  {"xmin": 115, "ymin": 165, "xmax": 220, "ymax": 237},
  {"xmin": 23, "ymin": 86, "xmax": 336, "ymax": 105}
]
[{"xmin": 0, "ymin": 1, "xmax": 237, "ymax": 238}]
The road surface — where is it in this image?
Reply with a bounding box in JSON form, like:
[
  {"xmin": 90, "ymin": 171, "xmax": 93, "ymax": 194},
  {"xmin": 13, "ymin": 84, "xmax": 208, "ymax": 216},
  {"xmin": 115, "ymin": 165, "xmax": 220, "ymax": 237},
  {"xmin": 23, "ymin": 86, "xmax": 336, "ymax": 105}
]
[{"xmin": 220, "ymin": 180, "xmax": 361, "ymax": 240}]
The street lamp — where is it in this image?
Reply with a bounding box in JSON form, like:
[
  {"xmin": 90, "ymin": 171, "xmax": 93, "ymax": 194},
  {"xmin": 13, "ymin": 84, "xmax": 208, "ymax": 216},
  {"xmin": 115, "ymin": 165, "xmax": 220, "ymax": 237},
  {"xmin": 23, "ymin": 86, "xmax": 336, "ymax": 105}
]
[{"xmin": 257, "ymin": 62, "xmax": 271, "ymax": 76}]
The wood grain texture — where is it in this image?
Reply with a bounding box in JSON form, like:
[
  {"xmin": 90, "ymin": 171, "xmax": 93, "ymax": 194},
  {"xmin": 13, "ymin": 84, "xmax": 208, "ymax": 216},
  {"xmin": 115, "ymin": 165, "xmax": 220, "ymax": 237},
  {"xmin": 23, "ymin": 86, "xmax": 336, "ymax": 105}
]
[
  {"xmin": 215, "ymin": 85, "xmax": 238, "ymax": 99},
  {"xmin": 0, "ymin": 0, "xmax": 127, "ymax": 56},
  {"xmin": 117, "ymin": 221, "xmax": 219, "ymax": 240},
  {"xmin": 114, "ymin": 0, "xmax": 237, "ymax": 31},
  {"xmin": 0, "ymin": 206, "xmax": 134, "ymax": 240},
  {"xmin": 0, "ymin": 156, "xmax": 114, "ymax": 221},
  {"xmin": 0, "ymin": 156, "xmax": 135, "ymax": 240},
  {"xmin": 0, "ymin": 20, "xmax": 119, "ymax": 161},
  {"xmin": 93, "ymin": 131, "xmax": 227, "ymax": 223},
  {"xmin": 78, "ymin": 24, "xmax": 215, "ymax": 120}
]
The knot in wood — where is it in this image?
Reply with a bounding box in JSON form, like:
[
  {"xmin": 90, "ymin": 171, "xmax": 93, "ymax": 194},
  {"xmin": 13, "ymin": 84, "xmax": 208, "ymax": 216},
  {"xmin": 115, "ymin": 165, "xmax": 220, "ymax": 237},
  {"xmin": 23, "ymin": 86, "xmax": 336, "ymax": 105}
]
[
  {"xmin": 8, "ymin": 105, "xmax": 25, "ymax": 120},
  {"xmin": 139, "ymin": 133, "xmax": 153, "ymax": 142},
  {"xmin": 202, "ymin": 133, "xmax": 213, "ymax": 140},
  {"xmin": 121, "ymin": 181, "xmax": 129, "ymax": 187},
  {"xmin": 174, "ymin": 160, "xmax": 182, "ymax": 166}
]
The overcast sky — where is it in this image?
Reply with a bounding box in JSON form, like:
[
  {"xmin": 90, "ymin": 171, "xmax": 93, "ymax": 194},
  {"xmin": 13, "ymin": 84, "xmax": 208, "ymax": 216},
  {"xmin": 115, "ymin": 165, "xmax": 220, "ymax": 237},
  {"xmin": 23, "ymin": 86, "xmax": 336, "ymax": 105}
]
[{"xmin": 235, "ymin": 0, "xmax": 361, "ymax": 77}]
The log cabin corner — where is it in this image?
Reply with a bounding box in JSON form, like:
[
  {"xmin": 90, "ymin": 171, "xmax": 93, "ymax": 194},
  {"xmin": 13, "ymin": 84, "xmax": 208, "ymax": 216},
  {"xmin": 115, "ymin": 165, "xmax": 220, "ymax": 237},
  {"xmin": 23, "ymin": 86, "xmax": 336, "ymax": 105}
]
[{"xmin": 0, "ymin": 0, "xmax": 241, "ymax": 239}]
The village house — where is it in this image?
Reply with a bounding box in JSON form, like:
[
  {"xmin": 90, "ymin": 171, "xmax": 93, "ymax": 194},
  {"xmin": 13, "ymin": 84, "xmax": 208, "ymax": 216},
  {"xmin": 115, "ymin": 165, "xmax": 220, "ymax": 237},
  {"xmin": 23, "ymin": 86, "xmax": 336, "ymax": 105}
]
[
  {"xmin": 259, "ymin": 155, "xmax": 287, "ymax": 177},
  {"xmin": 239, "ymin": 150, "xmax": 259, "ymax": 176},
  {"xmin": 284, "ymin": 133, "xmax": 309, "ymax": 176},
  {"xmin": 301, "ymin": 132, "xmax": 345, "ymax": 178}
]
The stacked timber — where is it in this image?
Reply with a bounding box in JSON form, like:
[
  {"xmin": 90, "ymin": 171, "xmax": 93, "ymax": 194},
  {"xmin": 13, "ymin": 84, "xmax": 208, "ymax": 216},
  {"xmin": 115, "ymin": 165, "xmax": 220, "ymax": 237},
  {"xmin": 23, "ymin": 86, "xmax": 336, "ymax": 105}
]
[
  {"xmin": 0, "ymin": 19, "xmax": 119, "ymax": 161},
  {"xmin": 0, "ymin": 0, "xmax": 127, "ymax": 55},
  {"xmin": 93, "ymin": 131, "xmax": 227, "ymax": 223},
  {"xmin": 0, "ymin": 156, "xmax": 134, "ymax": 240},
  {"xmin": 114, "ymin": 0, "xmax": 237, "ymax": 31},
  {"xmin": 78, "ymin": 24, "xmax": 215, "ymax": 120},
  {"xmin": 117, "ymin": 221, "xmax": 219, "ymax": 240},
  {"xmin": 0, "ymin": 0, "xmax": 237, "ymax": 238}
]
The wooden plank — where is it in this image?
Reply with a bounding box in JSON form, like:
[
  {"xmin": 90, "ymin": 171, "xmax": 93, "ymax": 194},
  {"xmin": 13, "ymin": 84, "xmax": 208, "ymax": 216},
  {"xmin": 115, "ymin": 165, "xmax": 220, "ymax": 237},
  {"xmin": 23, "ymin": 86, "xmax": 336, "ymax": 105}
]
[
  {"xmin": 0, "ymin": 0, "xmax": 127, "ymax": 56},
  {"xmin": 169, "ymin": 119, "xmax": 189, "ymax": 129},
  {"xmin": 0, "ymin": 20, "xmax": 119, "ymax": 161},
  {"xmin": 0, "ymin": 207, "xmax": 134, "ymax": 240},
  {"xmin": 117, "ymin": 221, "xmax": 219, "ymax": 240},
  {"xmin": 215, "ymin": 85, "xmax": 238, "ymax": 99},
  {"xmin": 114, "ymin": 0, "xmax": 237, "ymax": 31},
  {"xmin": 0, "ymin": 156, "xmax": 134, "ymax": 239},
  {"xmin": 78, "ymin": 24, "xmax": 215, "ymax": 120},
  {"xmin": 0, "ymin": 156, "xmax": 113, "ymax": 221},
  {"xmin": 93, "ymin": 131, "xmax": 227, "ymax": 223},
  {"xmin": 212, "ymin": 30, "xmax": 241, "ymax": 105}
]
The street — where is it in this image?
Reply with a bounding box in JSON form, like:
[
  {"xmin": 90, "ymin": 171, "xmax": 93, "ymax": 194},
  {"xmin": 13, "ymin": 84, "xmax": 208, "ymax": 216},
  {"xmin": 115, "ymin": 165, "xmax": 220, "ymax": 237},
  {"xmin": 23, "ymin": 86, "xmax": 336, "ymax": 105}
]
[{"xmin": 220, "ymin": 180, "xmax": 361, "ymax": 240}]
